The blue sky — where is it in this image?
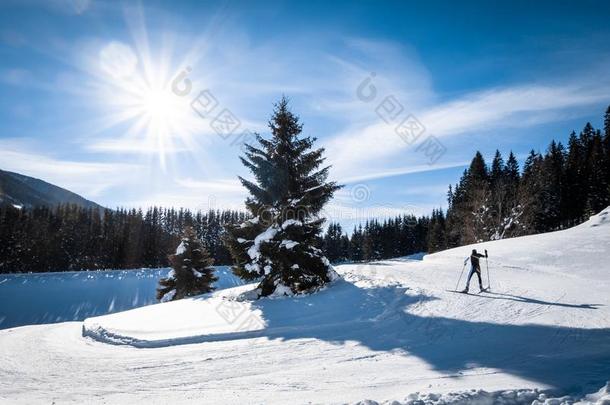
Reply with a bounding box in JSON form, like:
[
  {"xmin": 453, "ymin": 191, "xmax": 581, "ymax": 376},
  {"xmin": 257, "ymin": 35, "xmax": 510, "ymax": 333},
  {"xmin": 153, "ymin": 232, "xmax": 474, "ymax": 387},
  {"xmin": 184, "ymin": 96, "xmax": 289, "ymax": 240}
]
[{"xmin": 1, "ymin": 0, "xmax": 609, "ymax": 229}]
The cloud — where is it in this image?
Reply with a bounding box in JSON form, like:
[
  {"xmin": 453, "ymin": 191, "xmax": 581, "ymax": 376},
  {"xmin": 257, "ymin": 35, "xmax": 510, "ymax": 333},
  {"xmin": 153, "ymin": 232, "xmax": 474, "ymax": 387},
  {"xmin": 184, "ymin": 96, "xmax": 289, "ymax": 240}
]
[
  {"xmin": 0, "ymin": 140, "xmax": 143, "ymax": 198},
  {"xmin": 421, "ymin": 82, "xmax": 610, "ymax": 137},
  {"xmin": 335, "ymin": 160, "xmax": 469, "ymax": 184},
  {"xmin": 324, "ymin": 79, "xmax": 610, "ymax": 181},
  {"xmin": 176, "ymin": 178, "xmax": 245, "ymax": 194},
  {"xmin": 120, "ymin": 191, "xmax": 245, "ymax": 211},
  {"xmin": 85, "ymin": 138, "xmax": 190, "ymax": 154}
]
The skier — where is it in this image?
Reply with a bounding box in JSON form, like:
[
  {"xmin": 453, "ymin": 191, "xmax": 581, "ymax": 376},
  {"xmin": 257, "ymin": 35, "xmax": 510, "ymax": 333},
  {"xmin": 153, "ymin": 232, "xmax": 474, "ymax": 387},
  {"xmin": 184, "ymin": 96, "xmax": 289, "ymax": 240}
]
[{"xmin": 461, "ymin": 249, "xmax": 488, "ymax": 293}]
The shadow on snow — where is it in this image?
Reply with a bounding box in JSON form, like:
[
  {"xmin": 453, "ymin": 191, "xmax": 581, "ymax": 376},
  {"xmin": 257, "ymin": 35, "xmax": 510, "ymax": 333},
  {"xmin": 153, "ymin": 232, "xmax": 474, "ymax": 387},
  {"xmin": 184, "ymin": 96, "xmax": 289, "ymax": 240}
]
[{"xmin": 244, "ymin": 280, "xmax": 610, "ymax": 395}]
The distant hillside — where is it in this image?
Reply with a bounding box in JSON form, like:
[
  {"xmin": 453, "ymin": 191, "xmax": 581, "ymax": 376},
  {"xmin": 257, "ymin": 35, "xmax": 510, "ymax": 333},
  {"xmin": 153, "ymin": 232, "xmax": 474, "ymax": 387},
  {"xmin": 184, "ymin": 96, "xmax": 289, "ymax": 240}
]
[{"xmin": 0, "ymin": 169, "xmax": 102, "ymax": 210}]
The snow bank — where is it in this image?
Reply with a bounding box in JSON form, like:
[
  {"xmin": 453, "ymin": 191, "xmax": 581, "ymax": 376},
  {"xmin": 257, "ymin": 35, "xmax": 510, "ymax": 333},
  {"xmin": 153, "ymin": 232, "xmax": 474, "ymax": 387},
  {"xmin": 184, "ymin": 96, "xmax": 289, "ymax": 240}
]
[
  {"xmin": 0, "ymin": 266, "xmax": 244, "ymax": 330},
  {"xmin": 353, "ymin": 381, "xmax": 610, "ymax": 405},
  {"xmin": 82, "ymin": 277, "xmax": 368, "ymax": 347}
]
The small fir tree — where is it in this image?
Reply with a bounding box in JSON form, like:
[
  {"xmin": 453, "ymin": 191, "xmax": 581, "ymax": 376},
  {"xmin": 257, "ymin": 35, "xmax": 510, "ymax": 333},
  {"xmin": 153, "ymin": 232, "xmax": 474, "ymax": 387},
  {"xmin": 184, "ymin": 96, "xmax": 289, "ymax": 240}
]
[
  {"xmin": 224, "ymin": 97, "xmax": 341, "ymax": 297},
  {"xmin": 157, "ymin": 227, "xmax": 217, "ymax": 302}
]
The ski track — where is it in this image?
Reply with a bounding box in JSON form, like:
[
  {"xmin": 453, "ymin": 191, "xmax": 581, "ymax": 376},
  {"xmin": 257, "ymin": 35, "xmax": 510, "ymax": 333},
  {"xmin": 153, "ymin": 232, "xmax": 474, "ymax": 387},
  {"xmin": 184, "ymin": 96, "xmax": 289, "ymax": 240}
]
[{"xmin": 1, "ymin": 209, "xmax": 610, "ymax": 404}]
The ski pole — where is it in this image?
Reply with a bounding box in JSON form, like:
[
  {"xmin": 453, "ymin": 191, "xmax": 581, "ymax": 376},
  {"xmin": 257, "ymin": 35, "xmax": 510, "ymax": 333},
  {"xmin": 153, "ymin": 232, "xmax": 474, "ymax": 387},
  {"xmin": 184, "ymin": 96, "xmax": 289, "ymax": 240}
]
[
  {"xmin": 455, "ymin": 261, "xmax": 467, "ymax": 291},
  {"xmin": 485, "ymin": 250, "xmax": 490, "ymax": 290}
]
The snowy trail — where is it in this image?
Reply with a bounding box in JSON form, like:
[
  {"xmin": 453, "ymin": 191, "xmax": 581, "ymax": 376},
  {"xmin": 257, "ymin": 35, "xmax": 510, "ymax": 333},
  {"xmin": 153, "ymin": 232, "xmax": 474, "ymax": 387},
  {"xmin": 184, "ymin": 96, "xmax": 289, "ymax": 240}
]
[{"xmin": 1, "ymin": 208, "xmax": 609, "ymax": 404}]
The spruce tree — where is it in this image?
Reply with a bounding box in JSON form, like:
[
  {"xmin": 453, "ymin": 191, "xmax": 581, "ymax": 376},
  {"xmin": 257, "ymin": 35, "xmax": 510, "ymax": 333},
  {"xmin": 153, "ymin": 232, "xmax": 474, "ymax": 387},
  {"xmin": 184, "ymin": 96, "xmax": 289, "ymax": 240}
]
[
  {"xmin": 489, "ymin": 150, "xmax": 507, "ymax": 238},
  {"xmin": 564, "ymin": 131, "xmax": 585, "ymax": 225},
  {"xmin": 157, "ymin": 226, "xmax": 217, "ymax": 302},
  {"xmin": 323, "ymin": 223, "xmax": 345, "ymax": 263},
  {"xmin": 224, "ymin": 97, "xmax": 341, "ymax": 297},
  {"xmin": 455, "ymin": 152, "xmax": 491, "ymax": 243},
  {"xmin": 542, "ymin": 140, "xmax": 565, "ymax": 229},
  {"xmin": 603, "ymin": 106, "xmax": 610, "ymax": 200},
  {"xmin": 586, "ymin": 132, "xmax": 609, "ymax": 214}
]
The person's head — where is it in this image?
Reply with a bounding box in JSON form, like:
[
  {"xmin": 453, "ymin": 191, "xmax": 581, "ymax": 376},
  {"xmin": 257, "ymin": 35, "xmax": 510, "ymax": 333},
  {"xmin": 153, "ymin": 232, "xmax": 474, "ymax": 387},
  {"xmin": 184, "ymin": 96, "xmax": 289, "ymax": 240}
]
[{"xmin": 472, "ymin": 249, "xmax": 477, "ymax": 255}]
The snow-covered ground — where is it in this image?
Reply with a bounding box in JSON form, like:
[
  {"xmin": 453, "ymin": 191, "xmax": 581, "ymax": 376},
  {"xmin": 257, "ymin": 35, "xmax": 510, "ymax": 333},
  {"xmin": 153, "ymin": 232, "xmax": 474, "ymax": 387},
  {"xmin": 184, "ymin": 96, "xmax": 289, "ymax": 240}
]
[
  {"xmin": 0, "ymin": 266, "xmax": 243, "ymax": 329},
  {"xmin": 1, "ymin": 208, "xmax": 609, "ymax": 404}
]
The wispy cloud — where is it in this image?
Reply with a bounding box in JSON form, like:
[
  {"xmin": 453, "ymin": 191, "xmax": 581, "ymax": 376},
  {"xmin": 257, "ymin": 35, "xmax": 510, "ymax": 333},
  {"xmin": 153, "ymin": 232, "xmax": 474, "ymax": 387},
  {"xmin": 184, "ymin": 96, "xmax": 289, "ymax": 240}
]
[
  {"xmin": 176, "ymin": 178, "xmax": 245, "ymax": 194},
  {"xmin": 335, "ymin": 161, "xmax": 469, "ymax": 184},
  {"xmin": 0, "ymin": 140, "xmax": 143, "ymax": 198},
  {"xmin": 85, "ymin": 138, "xmax": 190, "ymax": 154},
  {"xmin": 421, "ymin": 82, "xmax": 610, "ymax": 137},
  {"xmin": 324, "ymin": 78, "xmax": 610, "ymax": 181}
]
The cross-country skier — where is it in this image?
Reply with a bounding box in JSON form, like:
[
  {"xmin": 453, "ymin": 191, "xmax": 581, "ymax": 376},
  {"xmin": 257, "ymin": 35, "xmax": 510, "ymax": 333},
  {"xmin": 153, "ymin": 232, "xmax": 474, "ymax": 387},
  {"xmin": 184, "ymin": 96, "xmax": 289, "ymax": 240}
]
[{"xmin": 462, "ymin": 249, "xmax": 488, "ymax": 293}]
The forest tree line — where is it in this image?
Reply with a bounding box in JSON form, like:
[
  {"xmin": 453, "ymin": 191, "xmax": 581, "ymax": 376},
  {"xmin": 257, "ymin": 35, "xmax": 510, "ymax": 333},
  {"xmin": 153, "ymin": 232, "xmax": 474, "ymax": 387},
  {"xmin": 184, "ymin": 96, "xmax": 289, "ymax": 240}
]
[
  {"xmin": 0, "ymin": 205, "xmax": 247, "ymax": 273},
  {"xmin": 0, "ymin": 202, "xmax": 434, "ymax": 273},
  {"xmin": 321, "ymin": 217, "xmax": 429, "ymax": 263}
]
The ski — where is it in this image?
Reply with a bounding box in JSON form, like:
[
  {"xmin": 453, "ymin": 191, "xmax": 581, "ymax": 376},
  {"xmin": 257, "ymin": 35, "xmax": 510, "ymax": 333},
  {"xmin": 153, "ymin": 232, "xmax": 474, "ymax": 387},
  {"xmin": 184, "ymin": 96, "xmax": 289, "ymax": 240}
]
[
  {"xmin": 446, "ymin": 289, "xmax": 473, "ymax": 295},
  {"xmin": 446, "ymin": 289, "xmax": 489, "ymax": 295}
]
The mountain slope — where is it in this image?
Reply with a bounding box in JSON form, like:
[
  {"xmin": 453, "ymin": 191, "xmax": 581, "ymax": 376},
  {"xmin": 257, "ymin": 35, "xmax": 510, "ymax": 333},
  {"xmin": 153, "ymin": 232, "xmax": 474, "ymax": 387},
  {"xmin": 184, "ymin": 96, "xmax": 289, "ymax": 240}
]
[
  {"xmin": 0, "ymin": 169, "xmax": 102, "ymax": 209},
  {"xmin": 0, "ymin": 208, "xmax": 609, "ymax": 404}
]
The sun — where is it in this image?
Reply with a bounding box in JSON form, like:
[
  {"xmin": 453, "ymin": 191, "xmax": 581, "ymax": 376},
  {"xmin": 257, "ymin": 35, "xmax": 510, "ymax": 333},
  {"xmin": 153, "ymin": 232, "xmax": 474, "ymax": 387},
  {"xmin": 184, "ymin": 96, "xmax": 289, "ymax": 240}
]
[
  {"xmin": 142, "ymin": 88, "xmax": 173, "ymax": 118},
  {"xmin": 137, "ymin": 85, "xmax": 184, "ymax": 139},
  {"xmin": 95, "ymin": 40, "xmax": 202, "ymax": 169}
]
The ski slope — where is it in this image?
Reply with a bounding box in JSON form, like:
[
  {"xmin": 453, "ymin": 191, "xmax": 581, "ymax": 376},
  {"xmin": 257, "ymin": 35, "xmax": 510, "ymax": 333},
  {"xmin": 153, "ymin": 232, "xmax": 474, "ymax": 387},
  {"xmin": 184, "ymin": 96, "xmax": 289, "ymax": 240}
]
[{"xmin": 1, "ymin": 208, "xmax": 609, "ymax": 404}]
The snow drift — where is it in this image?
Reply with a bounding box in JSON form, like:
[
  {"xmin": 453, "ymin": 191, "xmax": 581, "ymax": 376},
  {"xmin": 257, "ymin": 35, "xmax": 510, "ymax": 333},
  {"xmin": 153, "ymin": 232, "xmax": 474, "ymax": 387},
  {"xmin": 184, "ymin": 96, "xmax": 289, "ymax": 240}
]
[{"xmin": 0, "ymin": 266, "xmax": 244, "ymax": 329}]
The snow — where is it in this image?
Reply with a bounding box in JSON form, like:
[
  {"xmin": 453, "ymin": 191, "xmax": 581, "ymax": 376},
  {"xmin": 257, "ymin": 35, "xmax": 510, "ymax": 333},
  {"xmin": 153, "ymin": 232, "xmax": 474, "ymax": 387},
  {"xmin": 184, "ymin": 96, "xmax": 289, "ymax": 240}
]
[
  {"xmin": 280, "ymin": 239, "xmax": 299, "ymax": 249},
  {"xmin": 281, "ymin": 218, "xmax": 302, "ymax": 229},
  {"xmin": 159, "ymin": 289, "xmax": 176, "ymax": 303},
  {"xmin": 0, "ymin": 266, "xmax": 243, "ymax": 330},
  {"xmin": 1, "ymin": 207, "xmax": 610, "ymax": 404},
  {"xmin": 175, "ymin": 241, "xmax": 186, "ymax": 255},
  {"xmin": 240, "ymin": 217, "xmax": 259, "ymax": 227},
  {"xmin": 246, "ymin": 225, "xmax": 278, "ymax": 259},
  {"xmin": 355, "ymin": 385, "xmax": 610, "ymax": 404}
]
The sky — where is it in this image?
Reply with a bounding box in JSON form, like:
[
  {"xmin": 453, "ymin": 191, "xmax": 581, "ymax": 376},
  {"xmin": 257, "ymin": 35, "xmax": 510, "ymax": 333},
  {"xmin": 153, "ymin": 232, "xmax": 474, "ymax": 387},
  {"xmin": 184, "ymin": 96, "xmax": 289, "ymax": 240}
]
[{"xmin": 1, "ymin": 0, "xmax": 609, "ymax": 230}]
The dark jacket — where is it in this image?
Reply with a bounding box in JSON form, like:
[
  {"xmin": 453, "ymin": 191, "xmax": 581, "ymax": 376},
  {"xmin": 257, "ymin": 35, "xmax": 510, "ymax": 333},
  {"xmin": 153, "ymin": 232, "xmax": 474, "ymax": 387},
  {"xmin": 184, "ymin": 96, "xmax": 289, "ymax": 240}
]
[{"xmin": 470, "ymin": 252, "xmax": 487, "ymax": 269}]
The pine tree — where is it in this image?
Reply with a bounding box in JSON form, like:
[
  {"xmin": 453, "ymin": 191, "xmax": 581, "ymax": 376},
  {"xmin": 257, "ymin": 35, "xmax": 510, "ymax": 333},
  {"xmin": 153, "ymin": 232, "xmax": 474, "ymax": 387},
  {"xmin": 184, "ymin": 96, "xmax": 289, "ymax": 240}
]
[
  {"xmin": 603, "ymin": 106, "xmax": 610, "ymax": 199},
  {"xmin": 541, "ymin": 140, "xmax": 565, "ymax": 229},
  {"xmin": 564, "ymin": 131, "xmax": 585, "ymax": 225},
  {"xmin": 519, "ymin": 150, "xmax": 547, "ymax": 234},
  {"xmin": 586, "ymin": 131, "xmax": 609, "ymax": 214},
  {"xmin": 323, "ymin": 222, "xmax": 346, "ymax": 263},
  {"xmin": 454, "ymin": 152, "xmax": 491, "ymax": 243},
  {"xmin": 224, "ymin": 97, "xmax": 341, "ymax": 297},
  {"xmin": 349, "ymin": 225, "xmax": 364, "ymax": 261},
  {"xmin": 489, "ymin": 150, "xmax": 507, "ymax": 238},
  {"xmin": 156, "ymin": 226, "xmax": 217, "ymax": 301},
  {"xmin": 427, "ymin": 208, "xmax": 446, "ymax": 252}
]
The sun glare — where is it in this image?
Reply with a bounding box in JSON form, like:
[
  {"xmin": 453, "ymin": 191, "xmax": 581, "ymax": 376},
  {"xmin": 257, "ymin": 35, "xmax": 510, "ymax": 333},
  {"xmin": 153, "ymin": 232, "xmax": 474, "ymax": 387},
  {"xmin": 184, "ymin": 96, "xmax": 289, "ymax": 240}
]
[
  {"xmin": 143, "ymin": 88, "xmax": 173, "ymax": 118},
  {"xmin": 96, "ymin": 39, "xmax": 201, "ymax": 170}
]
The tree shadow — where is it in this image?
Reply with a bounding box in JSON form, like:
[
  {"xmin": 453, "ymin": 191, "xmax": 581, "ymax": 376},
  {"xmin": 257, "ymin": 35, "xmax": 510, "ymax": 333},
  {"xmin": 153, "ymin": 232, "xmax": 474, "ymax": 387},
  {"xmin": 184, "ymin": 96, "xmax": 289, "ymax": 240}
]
[
  {"xmin": 481, "ymin": 291, "xmax": 603, "ymax": 309},
  {"xmin": 248, "ymin": 280, "xmax": 610, "ymax": 396}
]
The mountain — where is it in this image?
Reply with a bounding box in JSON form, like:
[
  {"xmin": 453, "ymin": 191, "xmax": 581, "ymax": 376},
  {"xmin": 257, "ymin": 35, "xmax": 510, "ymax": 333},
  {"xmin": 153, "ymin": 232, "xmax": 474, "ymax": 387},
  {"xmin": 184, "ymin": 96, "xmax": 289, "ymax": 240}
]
[{"xmin": 0, "ymin": 169, "xmax": 102, "ymax": 210}]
